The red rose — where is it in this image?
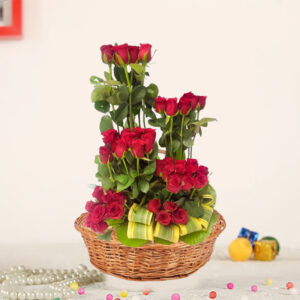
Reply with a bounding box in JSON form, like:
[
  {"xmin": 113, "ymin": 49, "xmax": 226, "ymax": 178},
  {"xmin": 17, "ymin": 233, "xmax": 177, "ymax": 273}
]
[
  {"xmin": 198, "ymin": 165, "xmax": 209, "ymax": 176},
  {"xmin": 166, "ymin": 98, "xmax": 178, "ymax": 116},
  {"xmin": 181, "ymin": 92, "xmax": 198, "ymax": 109},
  {"xmin": 156, "ymin": 159, "xmax": 164, "ymax": 177},
  {"xmin": 194, "ymin": 172, "xmax": 208, "ymax": 189},
  {"xmin": 162, "ymin": 157, "xmax": 175, "ymax": 179},
  {"xmin": 128, "ymin": 45, "xmax": 139, "ymax": 63},
  {"xmin": 91, "ymin": 204, "xmax": 106, "ymax": 223},
  {"xmin": 91, "ymin": 221, "xmax": 108, "ymax": 233},
  {"xmin": 138, "ymin": 43, "xmax": 152, "ymax": 62},
  {"xmin": 92, "ymin": 186, "xmax": 104, "ymax": 202},
  {"xmin": 163, "ymin": 201, "xmax": 178, "ymax": 212},
  {"xmin": 100, "ymin": 44, "xmax": 114, "ymax": 64},
  {"xmin": 156, "ymin": 210, "xmax": 171, "ymax": 226},
  {"xmin": 111, "ymin": 191, "xmax": 126, "ymax": 205},
  {"xmin": 178, "ymin": 95, "xmax": 192, "ymax": 115},
  {"xmin": 142, "ymin": 128, "xmax": 156, "ymax": 153},
  {"xmin": 155, "ymin": 96, "xmax": 167, "ymax": 113},
  {"xmin": 120, "ymin": 129, "xmax": 137, "ymax": 148},
  {"xmin": 132, "ymin": 139, "xmax": 145, "ymax": 158},
  {"xmin": 181, "ymin": 173, "xmax": 194, "ymax": 191},
  {"xmin": 196, "ymin": 96, "xmax": 207, "ymax": 110},
  {"xmin": 114, "ymin": 43, "xmax": 129, "ymax": 65},
  {"xmin": 167, "ymin": 173, "xmax": 182, "ymax": 193},
  {"xmin": 107, "ymin": 202, "xmax": 124, "ymax": 219},
  {"xmin": 174, "ymin": 160, "xmax": 186, "ymax": 175},
  {"xmin": 101, "ymin": 190, "xmax": 113, "ymax": 204},
  {"xmin": 148, "ymin": 199, "xmax": 161, "ymax": 213},
  {"xmin": 115, "ymin": 138, "xmax": 128, "ymax": 158},
  {"xmin": 85, "ymin": 200, "xmax": 97, "ymax": 213},
  {"xmin": 84, "ymin": 214, "xmax": 92, "ymax": 227},
  {"xmin": 172, "ymin": 208, "xmax": 188, "ymax": 225},
  {"xmin": 186, "ymin": 159, "xmax": 198, "ymax": 174},
  {"xmin": 102, "ymin": 129, "xmax": 119, "ymax": 151},
  {"xmin": 99, "ymin": 146, "xmax": 113, "ymax": 164},
  {"xmin": 133, "ymin": 127, "xmax": 144, "ymax": 138}
]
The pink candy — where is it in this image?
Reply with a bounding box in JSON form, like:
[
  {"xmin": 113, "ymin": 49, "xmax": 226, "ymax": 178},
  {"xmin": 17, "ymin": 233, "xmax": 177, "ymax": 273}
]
[
  {"xmin": 171, "ymin": 293, "xmax": 180, "ymax": 300},
  {"xmin": 251, "ymin": 285, "xmax": 258, "ymax": 292},
  {"xmin": 78, "ymin": 287, "xmax": 85, "ymax": 295},
  {"xmin": 227, "ymin": 282, "xmax": 234, "ymax": 289},
  {"xmin": 106, "ymin": 294, "xmax": 113, "ymax": 300}
]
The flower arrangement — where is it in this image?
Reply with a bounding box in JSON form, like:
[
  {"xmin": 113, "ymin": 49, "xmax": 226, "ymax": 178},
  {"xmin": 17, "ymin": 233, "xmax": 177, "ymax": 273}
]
[{"xmin": 84, "ymin": 43, "xmax": 218, "ymax": 246}]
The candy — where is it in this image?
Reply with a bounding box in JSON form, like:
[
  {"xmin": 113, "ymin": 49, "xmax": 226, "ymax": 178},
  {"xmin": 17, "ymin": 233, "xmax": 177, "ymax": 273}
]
[
  {"xmin": 115, "ymin": 298, "xmax": 121, "ymax": 300},
  {"xmin": 143, "ymin": 288, "xmax": 150, "ymax": 295},
  {"xmin": 78, "ymin": 288, "xmax": 85, "ymax": 295},
  {"xmin": 227, "ymin": 282, "xmax": 234, "ymax": 289},
  {"xmin": 251, "ymin": 285, "xmax": 258, "ymax": 292},
  {"xmin": 261, "ymin": 236, "xmax": 280, "ymax": 254},
  {"xmin": 266, "ymin": 279, "xmax": 273, "ymax": 286},
  {"xmin": 120, "ymin": 289, "xmax": 128, "ymax": 297},
  {"xmin": 286, "ymin": 282, "xmax": 294, "ymax": 289},
  {"xmin": 209, "ymin": 291, "xmax": 217, "ymax": 298},
  {"xmin": 106, "ymin": 294, "xmax": 113, "ymax": 300},
  {"xmin": 171, "ymin": 293, "xmax": 180, "ymax": 300},
  {"xmin": 228, "ymin": 238, "xmax": 253, "ymax": 261},
  {"xmin": 70, "ymin": 281, "xmax": 79, "ymax": 291},
  {"xmin": 254, "ymin": 240, "xmax": 276, "ymax": 261}
]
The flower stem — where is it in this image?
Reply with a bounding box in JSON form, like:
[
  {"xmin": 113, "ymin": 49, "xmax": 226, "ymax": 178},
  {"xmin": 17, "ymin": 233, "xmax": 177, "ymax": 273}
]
[
  {"xmin": 136, "ymin": 157, "xmax": 140, "ymax": 176},
  {"xmin": 107, "ymin": 162, "xmax": 115, "ymax": 182},
  {"xmin": 123, "ymin": 66, "xmax": 134, "ymax": 130},
  {"xmin": 189, "ymin": 188, "xmax": 196, "ymax": 200},
  {"xmin": 139, "ymin": 195, "xmax": 146, "ymax": 207},
  {"xmin": 109, "ymin": 64, "xmax": 120, "ymax": 133},
  {"xmin": 180, "ymin": 115, "xmax": 185, "ymax": 159},
  {"xmin": 141, "ymin": 62, "xmax": 146, "ymax": 128},
  {"xmin": 169, "ymin": 116, "xmax": 173, "ymax": 157},
  {"xmin": 122, "ymin": 157, "xmax": 128, "ymax": 174}
]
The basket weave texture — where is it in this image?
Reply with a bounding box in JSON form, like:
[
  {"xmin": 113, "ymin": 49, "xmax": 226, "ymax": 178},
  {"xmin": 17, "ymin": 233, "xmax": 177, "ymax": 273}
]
[{"xmin": 75, "ymin": 211, "xmax": 226, "ymax": 281}]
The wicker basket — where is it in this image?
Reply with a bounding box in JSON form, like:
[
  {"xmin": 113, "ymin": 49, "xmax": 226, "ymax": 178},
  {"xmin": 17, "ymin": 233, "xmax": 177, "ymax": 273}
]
[{"xmin": 75, "ymin": 211, "xmax": 225, "ymax": 281}]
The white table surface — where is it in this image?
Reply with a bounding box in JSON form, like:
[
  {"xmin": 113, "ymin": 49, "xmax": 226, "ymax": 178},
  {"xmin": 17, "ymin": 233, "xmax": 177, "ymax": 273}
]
[{"xmin": 1, "ymin": 243, "xmax": 299, "ymax": 300}]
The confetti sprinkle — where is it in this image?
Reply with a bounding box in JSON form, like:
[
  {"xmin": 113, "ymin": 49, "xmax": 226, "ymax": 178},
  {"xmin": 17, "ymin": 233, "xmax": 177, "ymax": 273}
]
[
  {"xmin": 171, "ymin": 293, "xmax": 180, "ymax": 300},
  {"xmin": 227, "ymin": 282, "xmax": 234, "ymax": 289},
  {"xmin": 266, "ymin": 279, "xmax": 273, "ymax": 286},
  {"xmin": 209, "ymin": 291, "xmax": 217, "ymax": 298},
  {"xmin": 286, "ymin": 282, "xmax": 294, "ymax": 289},
  {"xmin": 251, "ymin": 285, "xmax": 258, "ymax": 292}
]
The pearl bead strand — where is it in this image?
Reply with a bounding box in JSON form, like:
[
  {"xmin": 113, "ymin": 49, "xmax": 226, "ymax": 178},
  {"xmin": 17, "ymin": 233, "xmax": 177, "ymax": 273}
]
[{"xmin": 0, "ymin": 264, "xmax": 102, "ymax": 299}]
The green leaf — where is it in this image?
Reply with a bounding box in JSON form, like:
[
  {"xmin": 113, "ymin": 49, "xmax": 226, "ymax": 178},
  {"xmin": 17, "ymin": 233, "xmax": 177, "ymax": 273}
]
[
  {"xmin": 175, "ymin": 197, "xmax": 185, "ymax": 207},
  {"xmin": 97, "ymin": 163, "xmax": 109, "ymax": 177},
  {"xmin": 145, "ymin": 107, "xmax": 157, "ymax": 120},
  {"xmin": 132, "ymin": 86, "xmax": 146, "ymax": 105},
  {"xmin": 118, "ymin": 86, "xmax": 129, "ymax": 102},
  {"xmin": 125, "ymin": 151, "xmax": 134, "ymax": 164},
  {"xmin": 143, "ymin": 161, "xmax": 156, "ymax": 175},
  {"xmin": 115, "ymin": 103, "xmax": 128, "ymax": 125},
  {"xmin": 90, "ymin": 76, "xmax": 104, "ymax": 85},
  {"xmin": 183, "ymin": 136, "xmax": 194, "ymax": 147},
  {"xmin": 105, "ymin": 80, "xmax": 122, "ymax": 86},
  {"xmin": 114, "ymin": 66, "xmax": 126, "ymax": 83},
  {"xmin": 130, "ymin": 63, "xmax": 144, "ymax": 74},
  {"xmin": 100, "ymin": 176, "xmax": 114, "ymax": 190},
  {"xmin": 104, "ymin": 72, "xmax": 111, "ymax": 81},
  {"xmin": 116, "ymin": 223, "xmax": 148, "ymax": 247},
  {"xmin": 106, "ymin": 219, "xmax": 124, "ymax": 226},
  {"xmin": 180, "ymin": 212, "xmax": 218, "ymax": 245},
  {"xmin": 193, "ymin": 118, "xmax": 217, "ymax": 127},
  {"xmin": 117, "ymin": 176, "xmax": 135, "ymax": 192},
  {"xmin": 91, "ymin": 86, "xmax": 109, "ymax": 102},
  {"xmin": 139, "ymin": 180, "xmax": 150, "ymax": 193},
  {"xmin": 106, "ymin": 95, "xmax": 122, "ymax": 105},
  {"xmin": 172, "ymin": 139, "xmax": 181, "ymax": 152},
  {"xmin": 131, "ymin": 182, "xmax": 139, "ymax": 199},
  {"xmin": 115, "ymin": 174, "xmax": 131, "ymax": 184},
  {"xmin": 129, "ymin": 169, "xmax": 138, "ymax": 178},
  {"xmin": 100, "ymin": 116, "xmax": 114, "ymax": 133},
  {"xmin": 149, "ymin": 142, "xmax": 159, "ymax": 160},
  {"xmin": 198, "ymin": 184, "xmax": 217, "ymax": 201},
  {"xmin": 146, "ymin": 83, "xmax": 159, "ymax": 99},
  {"xmin": 184, "ymin": 201, "xmax": 204, "ymax": 218},
  {"xmin": 154, "ymin": 237, "xmax": 173, "ymax": 245},
  {"xmin": 97, "ymin": 230, "xmax": 113, "ymax": 242},
  {"xmin": 94, "ymin": 100, "xmax": 110, "ymax": 113}
]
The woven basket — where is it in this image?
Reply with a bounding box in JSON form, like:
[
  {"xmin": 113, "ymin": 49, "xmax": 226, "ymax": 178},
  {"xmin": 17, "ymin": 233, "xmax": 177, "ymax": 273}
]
[{"xmin": 75, "ymin": 211, "xmax": 225, "ymax": 281}]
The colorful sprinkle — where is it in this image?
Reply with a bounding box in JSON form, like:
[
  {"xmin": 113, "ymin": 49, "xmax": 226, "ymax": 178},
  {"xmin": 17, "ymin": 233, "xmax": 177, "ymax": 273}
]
[
  {"xmin": 227, "ymin": 282, "xmax": 234, "ymax": 289},
  {"xmin": 286, "ymin": 282, "xmax": 294, "ymax": 289},
  {"xmin": 209, "ymin": 291, "xmax": 217, "ymax": 298},
  {"xmin": 251, "ymin": 285, "xmax": 258, "ymax": 292},
  {"xmin": 143, "ymin": 288, "xmax": 150, "ymax": 295},
  {"xmin": 171, "ymin": 293, "xmax": 180, "ymax": 300},
  {"xmin": 70, "ymin": 281, "xmax": 79, "ymax": 291},
  {"xmin": 78, "ymin": 287, "xmax": 85, "ymax": 295},
  {"xmin": 120, "ymin": 289, "xmax": 128, "ymax": 297},
  {"xmin": 106, "ymin": 294, "xmax": 113, "ymax": 300},
  {"xmin": 266, "ymin": 279, "xmax": 273, "ymax": 286}
]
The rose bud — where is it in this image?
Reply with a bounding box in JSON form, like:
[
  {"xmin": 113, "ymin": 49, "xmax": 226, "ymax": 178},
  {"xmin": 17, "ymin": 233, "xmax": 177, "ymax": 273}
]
[
  {"xmin": 167, "ymin": 173, "xmax": 182, "ymax": 193},
  {"xmin": 155, "ymin": 96, "xmax": 167, "ymax": 114},
  {"xmin": 181, "ymin": 173, "xmax": 194, "ymax": 191},
  {"xmin": 186, "ymin": 159, "xmax": 199, "ymax": 174},
  {"xmin": 133, "ymin": 126, "xmax": 144, "ymax": 138},
  {"xmin": 142, "ymin": 128, "xmax": 156, "ymax": 153},
  {"xmin": 162, "ymin": 157, "xmax": 175, "ymax": 179},
  {"xmin": 100, "ymin": 44, "xmax": 114, "ymax": 64},
  {"xmin": 112, "ymin": 191, "xmax": 126, "ymax": 205},
  {"xmin": 128, "ymin": 45, "xmax": 139, "ymax": 63},
  {"xmin": 102, "ymin": 190, "xmax": 113, "ymax": 204},
  {"xmin": 196, "ymin": 95, "xmax": 207, "ymax": 110},
  {"xmin": 171, "ymin": 208, "xmax": 188, "ymax": 225},
  {"xmin": 194, "ymin": 172, "xmax": 208, "ymax": 189},
  {"xmin": 107, "ymin": 202, "xmax": 124, "ymax": 219},
  {"xmin": 114, "ymin": 43, "xmax": 129, "ymax": 65},
  {"xmin": 178, "ymin": 96, "xmax": 192, "ymax": 115},
  {"xmin": 115, "ymin": 138, "xmax": 128, "ymax": 158},
  {"xmin": 174, "ymin": 160, "xmax": 186, "ymax": 175},
  {"xmin": 148, "ymin": 199, "xmax": 162, "ymax": 213},
  {"xmin": 102, "ymin": 129, "xmax": 119, "ymax": 151},
  {"xmin": 156, "ymin": 159, "xmax": 165, "ymax": 177},
  {"xmin": 163, "ymin": 201, "xmax": 178, "ymax": 212},
  {"xmin": 198, "ymin": 165, "xmax": 209, "ymax": 176},
  {"xmin": 138, "ymin": 43, "xmax": 152, "ymax": 62},
  {"xmin": 165, "ymin": 98, "xmax": 178, "ymax": 116},
  {"xmin": 92, "ymin": 186, "xmax": 104, "ymax": 202},
  {"xmin": 91, "ymin": 204, "xmax": 106, "ymax": 223},
  {"xmin": 181, "ymin": 92, "xmax": 197, "ymax": 109},
  {"xmin": 156, "ymin": 210, "xmax": 171, "ymax": 226},
  {"xmin": 120, "ymin": 128, "xmax": 137, "ymax": 148},
  {"xmin": 85, "ymin": 201, "xmax": 98, "ymax": 213},
  {"xmin": 132, "ymin": 139, "xmax": 145, "ymax": 158},
  {"xmin": 91, "ymin": 221, "xmax": 108, "ymax": 233},
  {"xmin": 99, "ymin": 146, "xmax": 113, "ymax": 164}
]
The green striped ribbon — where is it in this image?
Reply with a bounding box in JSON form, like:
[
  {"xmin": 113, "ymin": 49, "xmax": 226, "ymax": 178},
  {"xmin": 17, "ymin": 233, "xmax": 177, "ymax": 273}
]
[
  {"xmin": 202, "ymin": 194, "xmax": 215, "ymax": 207},
  {"xmin": 127, "ymin": 221, "xmax": 154, "ymax": 241},
  {"xmin": 153, "ymin": 222, "xmax": 180, "ymax": 243},
  {"xmin": 128, "ymin": 203, "xmax": 153, "ymax": 225}
]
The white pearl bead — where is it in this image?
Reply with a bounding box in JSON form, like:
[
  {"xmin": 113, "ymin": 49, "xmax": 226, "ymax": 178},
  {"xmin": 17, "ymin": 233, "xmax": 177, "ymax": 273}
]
[
  {"xmin": 63, "ymin": 291, "xmax": 71, "ymax": 298},
  {"xmin": 10, "ymin": 266, "xmax": 18, "ymax": 272},
  {"xmin": 35, "ymin": 277, "xmax": 41, "ymax": 285},
  {"xmin": 38, "ymin": 268, "xmax": 45, "ymax": 274},
  {"xmin": 17, "ymin": 265, "xmax": 26, "ymax": 272},
  {"xmin": 26, "ymin": 291, "xmax": 35, "ymax": 300},
  {"xmin": 17, "ymin": 291, "xmax": 27, "ymax": 300},
  {"xmin": 35, "ymin": 291, "xmax": 44, "ymax": 299},
  {"xmin": 9, "ymin": 291, "xmax": 18, "ymax": 299},
  {"xmin": 27, "ymin": 277, "xmax": 34, "ymax": 285}
]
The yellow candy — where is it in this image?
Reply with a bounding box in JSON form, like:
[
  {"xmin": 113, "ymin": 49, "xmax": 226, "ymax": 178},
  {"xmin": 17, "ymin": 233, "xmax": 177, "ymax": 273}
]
[
  {"xmin": 266, "ymin": 279, "xmax": 273, "ymax": 286},
  {"xmin": 70, "ymin": 281, "xmax": 79, "ymax": 291},
  {"xmin": 228, "ymin": 238, "xmax": 253, "ymax": 261},
  {"xmin": 120, "ymin": 289, "xmax": 128, "ymax": 297}
]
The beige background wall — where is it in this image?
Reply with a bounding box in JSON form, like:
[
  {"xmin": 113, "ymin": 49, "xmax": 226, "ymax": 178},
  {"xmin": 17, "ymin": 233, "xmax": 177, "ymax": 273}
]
[{"xmin": 0, "ymin": 0, "xmax": 299, "ymax": 247}]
